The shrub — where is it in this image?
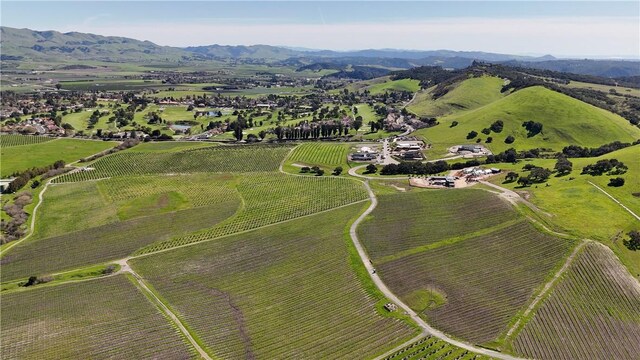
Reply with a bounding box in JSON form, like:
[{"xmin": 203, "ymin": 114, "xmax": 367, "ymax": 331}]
[
  {"xmin": 608, "ymin": 177, "xmax": 625, "ymax": 187},
  {"xmin": 467, "ymin": 131, "xmax": 478, "ymax": 139},
  {"xmin": 450, "ymin": 121, "xmax": 459, "ymax": 128},
  {"xmin": 505, "ymin": 135, "xmax": 515, "ymax": 144},
  {"xmin": 490, "ymin": 120, "xmax": 504, "ymax": 133}
]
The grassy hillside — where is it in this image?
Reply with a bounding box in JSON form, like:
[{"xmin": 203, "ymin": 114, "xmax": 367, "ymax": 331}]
[
  {"xmin": 367, "ymin": 78, "xmax": 420, "ymax": 94},
  {"xmin": 407, "ymin": 76, "xmax": 506, "ymax": 118},
  {"xmin": 416, "ymin": 86, "xmax": 640, "ymax": 157}
]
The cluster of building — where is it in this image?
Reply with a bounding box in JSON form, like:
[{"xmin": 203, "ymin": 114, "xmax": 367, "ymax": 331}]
[
  {"xmin": 393, "ymin": 139, "xmax": 425, "ymax": 160},
  {"xmin": 1, "ymin": 118, "xmax": 65, "ymax": 136},
  {"xmin": 453, "ymin": 144, "xmax": 492, "ymax": 156},
  {"xmin": 350, "ymin": 145, "xmax": 379, "ymax": 162}
]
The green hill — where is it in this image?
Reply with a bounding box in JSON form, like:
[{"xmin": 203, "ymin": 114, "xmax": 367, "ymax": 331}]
[
  {"xmin": 416, "ymin": 86, "xmax": 640, "ymax": 156},
  {"xmin": 407, "ymin": 76, "xmax": 506, "ymax": 117}
]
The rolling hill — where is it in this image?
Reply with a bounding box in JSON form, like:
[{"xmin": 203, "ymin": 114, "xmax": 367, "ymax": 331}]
[
  {"xmin": 415, "ymin": 86, "xmax": 640, "ymax": 155},
  {"xmin": 407, "ymin": 76, "xmax": 506, "ymax": 118}
]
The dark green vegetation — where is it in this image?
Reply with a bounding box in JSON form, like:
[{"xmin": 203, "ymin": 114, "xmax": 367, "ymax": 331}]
[
  {"xmin": 360, "ymin": 189, "xmax": 575, "ymax": 345},
  {"xmin": 512, "ymin": 243, "xmax": 640, "ymax": 359},
  {"xmin": 1, "ymin": 275, "xmax": 194, "ymax": 359},
  {"xmin": 131, "ymin": 204, "xmax": 415, "ymax": 359}
]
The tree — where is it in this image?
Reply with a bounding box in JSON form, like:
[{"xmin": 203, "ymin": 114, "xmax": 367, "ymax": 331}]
[
  {"xmin": 522, "ymin": 120, "xmax": 543, "ymax": 137},
  {"xmin": 300, "ymin": 166, "xmax": 310, "ymax": 173},
  {"xmin": 505, "ymin": 171, "xmax": 519, "ymax": 183},
  {"xmin": 450, "ymin": 121, "xmax": 459, "ymax": 128},
  {"xmin": 486, "ymin": 136, "xmax": 493, "ymax": 143},
  {"xmin": 623, "ymin": 230, "xmax": 640, "ymax": 251},
  {"xmin": 554, "ymin": 157, "xmax": 573, "ymax": 176},
  {"xmin": 55, "ymin": 83, "xmax": 62, "ymax": 90},
  {"xmin": 466, "ymin": 131, "xmax": 478, "ymax": 139},
  {"xmin": 608, "ymin": 177, "xmax": 625, "ymax": 187},
  {"xmin": 353, "ymin": 116, "xmax": 363, "ymax": 131},
  {"xmin": 505, "ymin": 135, "xmax": 515, "ymax": 144},
  {"xmin": 333, "ymin": 166, "xmax": 343, "ymax": 176},
  {"xmin": 258, "ymin": 130, "xmax": 267, "ymax": 140},
  {"xmin": 315, "ymin": 169, "xmax": 325, "ymax": 176},
  {"xmin": 517, "ymin": 176, "xmax": 532, "ymax": 187},
  {"xmin": 233, "ymin": 125, "xmax": 243, "ymax": 141},
  {"xmin": 365, "ymin": 164, "xmax": 377, "ymax": 174},
  {"xmin": 490, "ymin": 120, "xmax": 504, "ymax": 133},
  {"xmin": 528, "ymin": 167, "xmax": 552, "ymax": 183},
  {"xmin": 481, "ymin": 128, "xmax": 491, "ymax": 135}
]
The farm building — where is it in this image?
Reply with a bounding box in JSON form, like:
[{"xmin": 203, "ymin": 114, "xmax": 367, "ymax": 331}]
[
  {"xmin": 351, "ymin": 152, "xmax": 376, "ymax": 161},
  {"xmin": 0, "ymin": 178, "xmax": 15, "ymax": 192},
  {"xmin": 402, "ymin": 151, "xmax": 423, "ymax": 160},
  {"xmin": 457, "ymin": 145, "xmax": 482, "ymax": 153},
  {"xmin": 383, "ymin": 303, "xmax": 398, "ymax": 312},
  {"xmin": 395, "ymin": 142, "xmax": 423, "ymax": 150},
  {"xmin": 430, "ymin": 176, "xmax": 456, "ymax": 187}
]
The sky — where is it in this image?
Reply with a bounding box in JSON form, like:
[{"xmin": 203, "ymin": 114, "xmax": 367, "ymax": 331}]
[{"xmin": 2, "ymin": 1, "xmax": 639, "ymax": 58}]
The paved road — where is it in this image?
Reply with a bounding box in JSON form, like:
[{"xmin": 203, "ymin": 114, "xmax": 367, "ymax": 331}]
[{"xmin": 349, "ymin": 180, "xmax": 526, "ymax": 360}]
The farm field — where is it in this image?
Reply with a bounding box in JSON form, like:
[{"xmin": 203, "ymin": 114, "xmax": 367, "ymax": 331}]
[
  {"xmin": 0, "ymin": 134, "xmax": 53, "ymax": 147},
  {"xmin": 358, "ymin": 189, "xmax": 519, "ymax": 260},
  {"xmin": 131, "ymin": 204, "xmax": 416, "ymax": 359},
  {"xmin": 127, "ymin": 141, "xmax": 218, "ymax": 152},
  {"xmin": 377, "ymin": 220, "xmax": 576, "ymax": 345},
  {"xmin": 0, "ymin": 275, "xmax": 194, "ymax": 359},
  {"xmin": 1, "ymin": 138, "xmax": 116, "ymax": 177},
  {"xmin": 137, "ymin": 172, "xmax": 368, "ymax": 254},
  {"xmin": 383, "ymin": 335, "xmax": 492, "ymax": 360},
  {"xmin": 407, "ymin": 76, "xmax": 505, "ymax": 118},
  {"xmin": 486, "ymin": 145, "xmax": 640, "ymax": 278},
  {"xmin": 512, "ymin": 242, "xmax": 640, "ymax": 359},
  {"xmin": 53, "ymin": 144, "xmax": 292, "ymax": 182},
  {"xmin": 415, "ymin": 86, "xmax": 640, "ymax": 157}
]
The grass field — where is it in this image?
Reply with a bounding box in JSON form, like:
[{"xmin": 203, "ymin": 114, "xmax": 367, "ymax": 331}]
[
  {"xmin": 53, "ymin": 144, "xmax": 292, "ymax": 182},
  {"xmin": 383, "ymin": 335, "xmax": 493, "ymax": 360},
  {"xmin": 378, "ymin": 221, "xmax": 575, "ymax": 345},
  {"xmin": 358, "ymin": 189, "xmax": 519, "ymax": 260},
  {"xmin": 415, "ymin": 86, "xmax": 640, "ymax": 157},
  {"xmin": 407, "ymin": 76, "xmax": 505, "ymax": 118},
  {"xmin": 367, "ymin": 78, "xmax": 421, "ymax": 95},
  {"xmin": 131, "ymin": 204, "xmax": 416, "ymax": 359},
  {"xmin": 136, "ymin": 172, "xmax": 368, "ymax": 254},
  {"xmin": 1, "ymin": 138, "xmax": 116, "ymax": 177},
  {"xmin": 0, "ymin": 134, "xmax": 54, "ymax": 148},
  {"xmin": 1, "ymin": 275, "xmax": 194, "ymax": 359},
  {"xmin": 512, "ymin": 242, "xmax": 640, "ymax": 359}
]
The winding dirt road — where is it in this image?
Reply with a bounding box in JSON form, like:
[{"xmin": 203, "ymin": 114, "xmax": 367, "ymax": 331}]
[{"xmin": 350, "ymin": 180, "xmax": 525, "ymax": 360}]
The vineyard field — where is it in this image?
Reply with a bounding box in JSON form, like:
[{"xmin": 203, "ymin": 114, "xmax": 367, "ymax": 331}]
[
  {"xmin": 0, "ymin": 134, "xmax": 54, "ymax": 148},
  {"xmin": 0, "ymin": 275, "xmax": 194, "ymax": 359},
  {"xmin": 131, "ymin": 204, "xmax": 416, "ymax": 359},
  {"xmin": 53, "ymin": 144, "xmax": 292, "ymax": 182},
  {"xmin": 512, "ymin": 242, "xmax": 640, "ymax": 360},
  {"xmin": 287, "ymin": 142, "xmax": 351, "ymax": 168},
  {"xmin": 378, "ymin": 221, "xmax": 575, "ymax": 344},
  {"xmin": 136, "ymin": 172, "xmax": 368, "ymax": 254},
  {"xmin": 383, "ymin": 335, "xmax": 492, "ymax": 360},
  {"xmin": 1, "ymin": 200, "xmax": 239, "ymax": 281},
  {"xmin": 128, "ymin": 141, "xmax": 219, "ymax": 152},
  {"xmin": 358, "ymin": 189, "xmax": 519, "ymax": 260}
]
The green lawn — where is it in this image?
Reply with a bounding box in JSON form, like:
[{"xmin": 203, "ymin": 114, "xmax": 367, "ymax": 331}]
[{"xmin": 1, "ymin": 138, "xmax": 116, "ymax": 177}]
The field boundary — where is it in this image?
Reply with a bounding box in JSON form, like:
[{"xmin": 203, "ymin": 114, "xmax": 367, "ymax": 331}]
[
  {"xmin": 588, "ymin": 181, "xmax": 640, "ymax": 221},
  {"xmin": 121, "ymin": 261, "xmax": 213, "ymax": 360},
  {"xmin": 503, "ymin": 240, "xmax": 588, "ymax": 341}
]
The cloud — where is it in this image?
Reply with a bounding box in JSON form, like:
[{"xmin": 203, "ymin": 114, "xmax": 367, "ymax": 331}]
[{"xmin": 64, "ymin": 16, "xmax": 640, "ymax": 57}]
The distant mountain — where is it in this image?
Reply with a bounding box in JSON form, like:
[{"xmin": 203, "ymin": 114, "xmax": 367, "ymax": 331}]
[
  {"xmin": 0, "ymin": 27, "xmax": 200, "ymax": 63},
  {"xmin": 1, "ymin": 26, "xmax": 638, "ymax": 78}
]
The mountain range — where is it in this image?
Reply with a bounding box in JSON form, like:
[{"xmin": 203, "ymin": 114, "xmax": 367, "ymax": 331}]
[{"xmin": 2, "ymin": 26, "xmax": 639, "ymax": 77}]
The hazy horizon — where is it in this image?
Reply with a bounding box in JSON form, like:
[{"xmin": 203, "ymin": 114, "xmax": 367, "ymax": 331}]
[{"xmin": 2, "ymin": 1, "xmax": 639, "ymax": 58}]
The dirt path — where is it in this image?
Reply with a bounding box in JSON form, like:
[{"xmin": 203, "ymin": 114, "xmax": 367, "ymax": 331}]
[
  {"xmin": 120, "ymin": 259, "xmax": 212, "ymax": 360},
  {"xmin": 589, "ymin": 181, "xmax": 640, "ymax": 221},
  {"xmin": 479, "ymin": 180, "xmax": 552, "ymax": 217},
  {"xmin": 1, "ymin": 181, "xmax": 52, "ymax": 255},
  {"xmin": 504, "ymin": 240, "xmax": 588, "ymax": 340},
  {"xmin": 349, "ymin": 180, "xmax": 525, "ymax": 360}
]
